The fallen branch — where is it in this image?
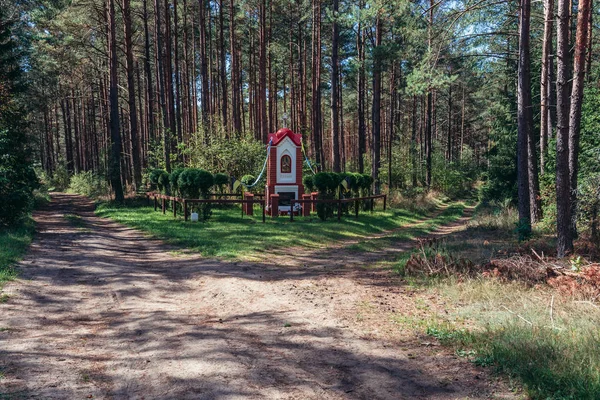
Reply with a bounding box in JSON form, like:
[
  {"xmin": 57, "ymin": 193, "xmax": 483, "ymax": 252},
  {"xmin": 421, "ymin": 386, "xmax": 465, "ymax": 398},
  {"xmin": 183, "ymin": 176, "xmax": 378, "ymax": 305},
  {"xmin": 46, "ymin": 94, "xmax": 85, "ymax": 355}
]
[{"xmin": 501, "ymin": 305, "xmax": 533, "ymax": 326}]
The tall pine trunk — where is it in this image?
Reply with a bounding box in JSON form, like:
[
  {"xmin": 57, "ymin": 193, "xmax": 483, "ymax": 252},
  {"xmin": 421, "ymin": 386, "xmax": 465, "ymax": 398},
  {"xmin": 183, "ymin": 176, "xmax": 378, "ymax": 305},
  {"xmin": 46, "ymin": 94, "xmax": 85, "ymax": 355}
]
[
  {"xmin": 568, "ymin": 0, "xmax": 592, "ymax": 239},
  {"xmin": 556, "ymin": 0, "xmax": 573, "ymax": 256},
  {"xmin": 123, "ymin": 0, "xmax": 141, "ymax": 189},
  {"xmin": 540, "ymin": 0, "xmax": 554, "ymax": 175},
  {"xmin": 107, "ymin": 0, "xmax": 124, "ymax": 201},
  {"xmin": 371, "ymin": 14, "xmax": 382, "ymax": 194},
  {"xmin": 330, "ymin": 0, "xmax": 340, "ymax": 172},
  {"xmin": 517, "ymin": 0, "xmax": 534, "ymax": 236}
]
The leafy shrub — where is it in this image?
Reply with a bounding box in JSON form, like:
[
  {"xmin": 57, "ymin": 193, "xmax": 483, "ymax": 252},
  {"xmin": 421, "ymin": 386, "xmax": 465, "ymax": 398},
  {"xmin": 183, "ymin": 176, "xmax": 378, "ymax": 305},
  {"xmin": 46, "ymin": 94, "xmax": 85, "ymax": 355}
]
[
  {"xmin": 178, "ymin": 168, "xmax": 214, "ymax": 220},
  {"xmin": 157, "ymin": 171, "xmax": 170, "ymax": 194},
  {"xmin": 67, "ymin": 171, "xmax": 109, "ymax": 198},
  {"xmin": 148, "ymin": 169, "xmax": 166, "ymax": 191},
  {"xmin": 178, "ymin": 168, "xmax": 214, "ymax": 198},
  {"xmin": 184, "ymin": 132, "xmax": 265, "ymax": 182},
  {"xmin": 169, "ymin": 168, "xmax": 185, "ymax": 197},
  {"xmin": 313, "ymin": 172, "xmax": 337, "ymax": 220},
  {"xmin": 213, "ymin": 173, "xmax": 229, "ymax": 193},
  {"xmin": 303, "ymin": 175, "xmax": 315, "ymax": 193}
]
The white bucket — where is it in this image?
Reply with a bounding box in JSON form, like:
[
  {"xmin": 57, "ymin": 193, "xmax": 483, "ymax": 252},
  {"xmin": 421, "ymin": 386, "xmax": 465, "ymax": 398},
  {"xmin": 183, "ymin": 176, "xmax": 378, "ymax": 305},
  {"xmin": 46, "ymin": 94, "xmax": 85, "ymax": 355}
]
[{"xmin": 191, "ymin": 212, "xmax": 199, "ymax": 222}]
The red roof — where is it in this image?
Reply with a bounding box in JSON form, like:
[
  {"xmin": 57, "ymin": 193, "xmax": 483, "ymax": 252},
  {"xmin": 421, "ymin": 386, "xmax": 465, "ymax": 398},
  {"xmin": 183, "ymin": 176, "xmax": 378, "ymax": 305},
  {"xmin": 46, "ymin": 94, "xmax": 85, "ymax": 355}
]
[{"xmin": 268, "ymin": 128, "xmax": 302, "ymax": 146}]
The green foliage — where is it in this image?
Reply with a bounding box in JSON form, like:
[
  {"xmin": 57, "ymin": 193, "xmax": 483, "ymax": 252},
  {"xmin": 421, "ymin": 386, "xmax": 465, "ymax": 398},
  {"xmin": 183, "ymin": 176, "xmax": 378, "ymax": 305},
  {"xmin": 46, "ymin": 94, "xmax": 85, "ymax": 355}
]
[
  {"xmin": 302, "ymin": 175, "xmax": 315, "ymax": 193},
  {"xmin": 479, "ymin": 91, "xmax": 518, "ymax": 206},
  {"xmin": 185, "ymin": 132, "xmax": 265, "ymax": 182},
  {"xmin": 213, "ymin": 173, "xmax": 229, "ymax": 193},
  {"xmin": 169, "ymin": 168, "xmax": 185, "ymax": 197},
  {"xmin": 177, "ymin": 168, "xmax": 214, "ymax": 220},
  {"xmin": 178, "ymin": 168, "xmax": 214, "ymax": 198},
  {"xmin": 67, "ymin": 171, "xmax": 109, "ymax": 198},
  {"xmin": 0, "ymin": 218, "xmax": 35, "ymax": 287},
  {"xmin": 157, "ymin": 171, "xmax": 170, "ymax": 194},
  {"xmin": 431, "ymin": 149, "xmax": 477, "ymax": 198},
  {"xmin": 148, "ymin": 169, "xmax": 165, "ymax": 191},
  {"xmin": 241, "ymin": 174, "xmax": 256, "ymax": 193},
  {"xmin": 0, "ymin": 9, "xmax": 38, "ymax": 226}
]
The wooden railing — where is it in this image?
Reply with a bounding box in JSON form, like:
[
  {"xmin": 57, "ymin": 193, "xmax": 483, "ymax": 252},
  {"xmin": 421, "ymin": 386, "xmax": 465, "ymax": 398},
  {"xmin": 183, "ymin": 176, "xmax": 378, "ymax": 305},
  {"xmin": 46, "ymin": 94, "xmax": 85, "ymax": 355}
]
[
  {"xmin": 146, "ymin": 192, "xmax": 266, "ymax": 223},
  {"xmin": 289, "ymin": 194, "xmax": 387, "ymax": 222}
]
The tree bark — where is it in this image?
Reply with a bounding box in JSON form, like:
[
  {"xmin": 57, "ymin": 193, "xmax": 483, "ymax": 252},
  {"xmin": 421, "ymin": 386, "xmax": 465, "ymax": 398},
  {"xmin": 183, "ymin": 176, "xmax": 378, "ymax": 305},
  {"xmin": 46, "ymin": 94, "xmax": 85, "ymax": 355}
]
[
  {"xmin": 556, "ymin": 0, "xmax": 573, "ymax": 256},
  {"xmin": 123, "ymin": 0, "xmax": 141, "ymax": 189},
  {"xmin": 568, "ymin": 0, "xmax": 592, "ymax": 239},
  {"xmin": 517, "ymin": 0, "xmax": 534, "ymax": 235},
  {"xmin": 540, "ymin": 0, "xmax": 554, "ymax": 175},
  {"xmin": 330, "ymin": 0, "xmax": 340, "ymax": 172},
  {"xmin": 107, "ymin": 0, "xmax": 124, "ymax": 201},
  {"xmin": 311, "ymin": 0, "xmax": 323, "ymax": 169},
  {"xmin": 371, "ymin": 13, "xmax": 382, "ymax": 194}
]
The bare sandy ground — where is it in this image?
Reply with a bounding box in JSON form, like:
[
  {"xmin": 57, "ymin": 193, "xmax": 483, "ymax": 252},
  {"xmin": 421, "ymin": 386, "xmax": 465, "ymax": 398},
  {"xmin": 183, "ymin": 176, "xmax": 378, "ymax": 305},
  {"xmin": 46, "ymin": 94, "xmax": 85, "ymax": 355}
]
[{"xmin": 0, "ymin": 194, "xmax": 516, "ymax": 399}]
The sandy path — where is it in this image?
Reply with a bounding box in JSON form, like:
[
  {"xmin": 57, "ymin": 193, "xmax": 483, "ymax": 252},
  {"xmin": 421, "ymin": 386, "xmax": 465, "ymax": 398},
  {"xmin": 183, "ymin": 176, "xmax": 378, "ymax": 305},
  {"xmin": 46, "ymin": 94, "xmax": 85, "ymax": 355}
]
[{"xmin": 0, "ymin": 194, "xmax": 514, "ymax": 399}]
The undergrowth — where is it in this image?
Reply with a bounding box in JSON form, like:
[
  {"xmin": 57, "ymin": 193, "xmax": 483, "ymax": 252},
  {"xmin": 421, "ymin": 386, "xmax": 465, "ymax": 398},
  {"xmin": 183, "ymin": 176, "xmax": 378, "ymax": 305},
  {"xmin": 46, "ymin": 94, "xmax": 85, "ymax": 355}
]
[
  {"xmin": 396, "ymin": 203, "xmax": 600, "ymax": 399},
  {"xmin": 0, "ymin": 218, "xmax": 35, "ymax": 288}
]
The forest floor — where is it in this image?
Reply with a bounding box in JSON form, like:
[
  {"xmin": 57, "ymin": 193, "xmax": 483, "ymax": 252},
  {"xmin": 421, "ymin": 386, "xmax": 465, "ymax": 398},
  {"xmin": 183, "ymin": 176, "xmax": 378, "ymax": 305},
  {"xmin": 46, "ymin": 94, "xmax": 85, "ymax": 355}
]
[{"xmin": 0, "ymin": 193, "xmax": 518, "ymax": 399}]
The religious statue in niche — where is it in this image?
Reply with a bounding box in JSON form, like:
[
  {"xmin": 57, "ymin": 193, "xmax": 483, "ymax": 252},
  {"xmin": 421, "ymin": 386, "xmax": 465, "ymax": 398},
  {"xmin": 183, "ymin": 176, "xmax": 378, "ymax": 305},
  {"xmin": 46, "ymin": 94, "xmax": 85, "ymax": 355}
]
[{"xmin": 281, "ymin": 155, "xmax": 292, "ymax": 173}]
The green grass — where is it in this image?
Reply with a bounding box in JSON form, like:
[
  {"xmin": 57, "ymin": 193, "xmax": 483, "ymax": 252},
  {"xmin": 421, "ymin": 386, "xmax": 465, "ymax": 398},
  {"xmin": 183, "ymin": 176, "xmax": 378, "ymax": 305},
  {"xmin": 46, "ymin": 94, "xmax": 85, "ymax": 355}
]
[
  {"xmin": 0, "ymin": 218, "xmax": 35, "ymax": 288},
  {"xmin": 64, "ymin": 213, "xmax": 85, "ymax": 228},
  {"xmin": 96, "ymin": 199, "xmax": 462, "ymax": 259},
  {"xmin": 423, "ymin": 280, "xmax": 600, "ymax": 400},
  {"xmin": 346, "ymin": 204, "xmax": 465, "ymax": 253},
  {"xmin": 394, "ymin": 204, "xmax": 600, "ymax": 399}
]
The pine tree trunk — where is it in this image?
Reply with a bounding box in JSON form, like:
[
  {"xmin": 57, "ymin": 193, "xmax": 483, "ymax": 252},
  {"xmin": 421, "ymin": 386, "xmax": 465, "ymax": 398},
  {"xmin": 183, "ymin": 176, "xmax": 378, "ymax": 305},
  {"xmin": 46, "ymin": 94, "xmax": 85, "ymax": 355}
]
[
  {"xmin": 556, "ymin": 0, "xmax": 573, "ymax": 256},
  {"xmin": 107, "ymin": 0, "xmax": 124, "ymax": 201},
  {"xmin": 331, "ymin": 0, "xmax": 340, "ymax": 172},
  {"xmin": 371, "ymin": 13, "xmax": 382, "ymax": 194},
  {"xmin": 568, "ymin": 0, "xmax": 592, "ymax": 239},
  {"xmin": 259, "ymin": 0, "xmax": 268, "ymax": 141},
  {"xmin": 311, "ymin": 0, "xmax": 323, "ymax": 169},
  {"xmin": 123, "ymin": 0, "xmax": 141, "ymax": 189},
  {"xmin": 540, "ymin": 0, "xmax": 554, "ymax": 175},
  {"xmin": 517, "ymin": 0, "xmax": 534, "ymax": 234},
  {"xmin": 357, "ymin": 3, "xmax": 366, "ymax": 174}
]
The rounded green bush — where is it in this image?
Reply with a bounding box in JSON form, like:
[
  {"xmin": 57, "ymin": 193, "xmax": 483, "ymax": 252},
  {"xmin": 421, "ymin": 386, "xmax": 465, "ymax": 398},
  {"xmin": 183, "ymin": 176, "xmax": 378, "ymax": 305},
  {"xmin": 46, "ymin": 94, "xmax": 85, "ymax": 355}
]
[
  {"xmin": 169, "ymin": 168, "xmax": 185, "ymax": 195},
  {"xmin": 303, "ymin": 175, "xmax": 315, "ymax": 192},
  {"xmin": 313, "ymin": 172, "xmax": 334, "ymax": 193},
  {"xmin": 157, "ymin": 171, "xmax": 170, "ymax": 193},
  {"xmin": 214, "ymin": 173, "xmax": 229, "ymax": 188},
  {"xmin": 148, "ymin": 169, "xmax": 165, "ymax": 189}
]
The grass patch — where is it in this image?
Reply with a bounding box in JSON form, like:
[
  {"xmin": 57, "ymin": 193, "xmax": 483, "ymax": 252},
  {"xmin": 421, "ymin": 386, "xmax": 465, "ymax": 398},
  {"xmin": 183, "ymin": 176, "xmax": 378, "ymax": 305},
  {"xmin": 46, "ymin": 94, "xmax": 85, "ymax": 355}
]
[
  {"xmin": 396, "ymin": 204, "xmax": 600, "ymax": 399},
  {"xmin": 96, "ymin": 198, "xmax": 455, "ymax": 259},
  {"xmin": 64, "ymin": 213, "xmax": 86, "ymax": 228},
  {"xmin": 425, "ymin": 280, "xmax": 600, "ymax": 399},
  {"xmin": 0, "ymin": 218, "xmax": 35, "ymax": 288},
  {"xmin": 347, "ymin": 204, "xmax": 465, "ymax": 253}
]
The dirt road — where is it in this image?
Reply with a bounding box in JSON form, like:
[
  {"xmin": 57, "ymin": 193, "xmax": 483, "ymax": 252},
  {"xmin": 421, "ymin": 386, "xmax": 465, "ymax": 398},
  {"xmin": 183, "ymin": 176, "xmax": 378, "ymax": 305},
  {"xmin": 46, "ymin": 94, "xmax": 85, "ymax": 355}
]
[{"xmin": 0, "ymin": 194, "xmax": 514, "ymax": 399}]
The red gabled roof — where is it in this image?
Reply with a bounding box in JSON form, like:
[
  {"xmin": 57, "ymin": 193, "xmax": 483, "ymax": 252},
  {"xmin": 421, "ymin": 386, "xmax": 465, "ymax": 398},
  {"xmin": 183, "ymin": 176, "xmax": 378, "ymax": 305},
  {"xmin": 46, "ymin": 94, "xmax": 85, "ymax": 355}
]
[{"xmin": 268, "ymin": 128, "xmax": 302, "ymax": 146}]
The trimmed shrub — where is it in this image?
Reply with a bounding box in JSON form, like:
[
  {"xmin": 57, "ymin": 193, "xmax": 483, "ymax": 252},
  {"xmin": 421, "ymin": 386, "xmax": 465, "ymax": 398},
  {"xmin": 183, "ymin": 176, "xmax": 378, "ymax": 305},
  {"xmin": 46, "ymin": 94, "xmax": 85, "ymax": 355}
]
[
  {"xmin": 169, "ymin": 168, "xmax": 185, "ymax": 197},
  {"xmin": 148, "ymin": 169, "xmax": 166, "ymax": 191},
  {"xmin": 157, "ymin": 171, "xmax": 170, "ymax": 194},
  {"xmin": 178, "ymin": 169, "xmax": 214, "ymax": 220},
  {"xmin": 303, "ymin": 175, "xmax": 315, "ymax": 193},
  {"xmin": 313, "ymin": 172, "xmax": 337, "ymax": 220},
  {"xmin": 213, "ymin": 173, "xmax": 229, "ymax": 193}
]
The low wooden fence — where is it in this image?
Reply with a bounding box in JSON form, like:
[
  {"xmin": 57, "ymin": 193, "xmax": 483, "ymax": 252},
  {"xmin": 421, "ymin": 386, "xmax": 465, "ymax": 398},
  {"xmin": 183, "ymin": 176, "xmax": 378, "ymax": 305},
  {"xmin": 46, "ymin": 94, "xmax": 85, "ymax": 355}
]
[
  {"xmin": 146, "ymin": 192, "xmax": 386, "ymax": 224},
  {"xmin": 289, "ymin": 194, "xmax": 386, "ymax": 222},
  {"xmin": 146, "ymin": 192, "xmax": 266, "ymax": 223}
]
